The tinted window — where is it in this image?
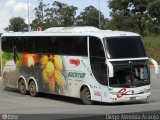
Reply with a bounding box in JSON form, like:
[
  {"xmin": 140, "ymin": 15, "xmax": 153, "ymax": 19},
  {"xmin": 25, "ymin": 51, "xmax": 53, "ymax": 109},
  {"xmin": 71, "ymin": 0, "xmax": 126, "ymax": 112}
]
[
  {"xmin": 89, "ymin": 37, "xmax": 107, "ymax": 85},
  {"xmin": 47, "ymin": 37, "xmax": 60, "ymax": 54},
  {"xmin": 59, "ymin": 37, "xmax": 74, "ymax": 55},
  {"xmin": 74, "ymin": 37, "xmax": 87, "ymax": 56},
  {"xmin": 24, "ymin": 37, "xmax": 34, "ymax": 53},
  {"xmin": 35, "ymin": 37, "xmax": 46, "ymax": 53},
  {"xmin": 2, "ymin": 37, "xmax": 12, "ymax": 52},
  {"xmin": 89, "ymin": 37, "xmax": 105, "ymax": 58},
  {"xmin": 12, "ymin": 37, "xmax": 23, "ymax": 52},
  {"xmin": 104, "ymin": 37, "xmax": 147, "ymax": 59}
]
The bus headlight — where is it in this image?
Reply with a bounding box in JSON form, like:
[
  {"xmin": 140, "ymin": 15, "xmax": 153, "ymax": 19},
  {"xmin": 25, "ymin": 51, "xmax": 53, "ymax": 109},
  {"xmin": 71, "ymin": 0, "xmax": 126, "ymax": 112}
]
[{"xmin": 144, "ymin": 89, "xmax": 150, "ymax": 93}]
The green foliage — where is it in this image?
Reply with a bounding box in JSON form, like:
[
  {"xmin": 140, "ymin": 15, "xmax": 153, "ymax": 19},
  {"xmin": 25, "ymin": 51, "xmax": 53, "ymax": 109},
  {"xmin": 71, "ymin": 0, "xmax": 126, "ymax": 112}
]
[
  {"xmin": 32, "ymin": 19, "xmax": 56, "ymax": 30},
  {"xmin": 148, "ymin": 0, "xmax": 160, "ymax": 35},
  {"xmin": 108, "ymin": 12, "xmax": 136, "ymax": 31},
  {"xmin": 32, "ymin": 1, "xmax": 78, "ymax": 29},
  {"xmin": 2, "ymin": 52, "xmax": 13, "ymax": 61},
  {"xmin": 148, "ymin": 0, "xmax": 160, "ymax": 25},
  {"xmin": 5, "ymin": 17, "xmax": 27, "ymax": 32},
  {"xmin": 76, "ymin": 6, "xmax": 108, "ymax": 29},
  {"xmin": 52, "ymin": 1, "xmax": 78, "ymax": 26},
  {"xmin": 142, "ymin": 36, "xmax": 160, "ymax": 64},
  {"xmin": 34, "ymin": 0, "xmax": 47, "ymax": 23},
  {"xmin": 2, "ymin": 52, "xmax": 14, "ymax": 69},
  {"xmin": 32, "ymin": 1, "xmax": 108, "ymax": 30},
  {"xmin": 108, "ymin": 0, "xmax": 157, "ymax": 36}
]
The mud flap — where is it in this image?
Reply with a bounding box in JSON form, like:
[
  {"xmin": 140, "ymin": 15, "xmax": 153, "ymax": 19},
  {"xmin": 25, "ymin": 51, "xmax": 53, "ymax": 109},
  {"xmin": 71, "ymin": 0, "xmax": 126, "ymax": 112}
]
[{"xmin": 149, "ymin": 58, "xmax": 159, "ymax": 74}]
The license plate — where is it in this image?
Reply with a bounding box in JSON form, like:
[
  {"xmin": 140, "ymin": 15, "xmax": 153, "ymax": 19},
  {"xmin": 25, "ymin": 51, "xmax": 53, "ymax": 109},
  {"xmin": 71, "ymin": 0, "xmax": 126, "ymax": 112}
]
[{"xmin": 130, "ymin": 97, "xmax": 136, "ymax": 100}]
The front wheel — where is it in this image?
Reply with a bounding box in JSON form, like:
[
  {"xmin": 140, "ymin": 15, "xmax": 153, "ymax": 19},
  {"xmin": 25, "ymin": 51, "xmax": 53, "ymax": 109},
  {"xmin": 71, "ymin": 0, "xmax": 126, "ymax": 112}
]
[
  {"xmin": 29, "ymin": 81, "xmax": 38, "ymax": 97},
  {"xmin": 80, "ymin": 87, "xmax": 93, "ymax": 105}
]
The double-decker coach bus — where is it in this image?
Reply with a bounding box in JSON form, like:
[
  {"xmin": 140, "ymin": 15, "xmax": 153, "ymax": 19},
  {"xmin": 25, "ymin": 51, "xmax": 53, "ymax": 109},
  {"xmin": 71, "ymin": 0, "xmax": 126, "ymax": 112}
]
[{"xmin": 1, "ymin": 27, "xmax": 159, "ymax": 104}]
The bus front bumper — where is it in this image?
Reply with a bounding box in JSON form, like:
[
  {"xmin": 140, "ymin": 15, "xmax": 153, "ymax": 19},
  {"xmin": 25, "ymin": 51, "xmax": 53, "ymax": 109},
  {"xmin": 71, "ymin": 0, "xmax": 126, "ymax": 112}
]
[{"xmin": 106, "ymin": 92, "xmax": 151, "ymax": 103}]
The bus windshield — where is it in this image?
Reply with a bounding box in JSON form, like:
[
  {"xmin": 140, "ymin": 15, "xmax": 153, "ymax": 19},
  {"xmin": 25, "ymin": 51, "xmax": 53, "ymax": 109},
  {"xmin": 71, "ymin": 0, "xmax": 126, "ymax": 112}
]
[
  {"xmin": 104, "ymin": 37, "xmax": 147, "ymax": 59},
  {"xmin": 109, "ymin": 60, "xmax": 150, "ymax": 88}
]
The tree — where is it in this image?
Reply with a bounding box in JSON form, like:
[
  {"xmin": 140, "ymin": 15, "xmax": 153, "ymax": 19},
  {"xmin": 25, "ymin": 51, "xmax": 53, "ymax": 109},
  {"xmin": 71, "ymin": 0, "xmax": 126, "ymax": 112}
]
[
  {"xmin": 148, "ymin": 0, "xmax": 160, "ymax": 26},
  {"xmin": 32, "ymin": 1, "xmax": 77, "ymax": 30},
  {"xmin": 76, "ymin": 6, "xmax": 108, "ymax": 29},
  {"xmin": 34, "ymin": 0, "xmax": 47, "ymax": 24},
  {"xmin": 108, "ymin": 12, "xmax": 135, "ymax": 31},
  {"xmin": 108, "ymin": 0, "xmax": 155, "ymax": 35},
  {"xmin": 5, "ymin": 17, "xmax": 27, "ymax": 32},
  {"xmin": 52, "ymin": 1, "xmax": 77, "ymax": 26}
]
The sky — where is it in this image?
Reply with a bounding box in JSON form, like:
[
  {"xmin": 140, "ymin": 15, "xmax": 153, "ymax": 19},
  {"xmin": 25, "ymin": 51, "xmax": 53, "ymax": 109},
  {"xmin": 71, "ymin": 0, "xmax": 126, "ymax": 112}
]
[{"xmin": 0, "ymin": 0, "xmax": 110, "ymax": 32}]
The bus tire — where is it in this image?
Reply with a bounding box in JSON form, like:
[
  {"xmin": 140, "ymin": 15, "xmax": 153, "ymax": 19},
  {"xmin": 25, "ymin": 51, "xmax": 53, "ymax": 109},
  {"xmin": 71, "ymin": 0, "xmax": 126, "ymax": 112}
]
[
  {"xmin": 80, "ymin": 87, "xmax": 93, "ymax": 105},
  {"xmin": 18, "ymin": 79, "xmax": 27, "ymax": 95},
  {"xmin": 29, "ymin": 81, "xmax": 38, "ymax": 97}
]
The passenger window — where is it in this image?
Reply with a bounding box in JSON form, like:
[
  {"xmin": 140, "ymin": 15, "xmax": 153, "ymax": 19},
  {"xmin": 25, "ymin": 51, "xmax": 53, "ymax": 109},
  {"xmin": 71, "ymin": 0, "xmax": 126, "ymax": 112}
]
[
  {"xmin": 2, "ymin": 37, "xmax": 12, "ymax": 52},
  {"xmin": 12, "ymin": 37, "xmax": 24, "ymax": 52},
  {"xmin": 47, "ymin": 37, "xmax": 60, "ymax": 54},
  {"xmin": 74, "ymin": 37, "xmax": 87, "ymax": 56},
  {"xmin": 24, "ymin": 37, "xmax": 34, "ymax": 53},
  {"xmin": 35, "ymin": 37, "xmax": 47, "ymax": 53},
  {"xmin": 59, "ymin": 37, "xmax": 74, "ymax": 55}
]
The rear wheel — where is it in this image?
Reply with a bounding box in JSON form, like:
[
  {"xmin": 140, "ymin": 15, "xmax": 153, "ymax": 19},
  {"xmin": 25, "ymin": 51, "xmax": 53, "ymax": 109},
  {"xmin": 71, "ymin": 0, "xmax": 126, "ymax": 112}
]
[
  {"xmin": 80, "ymin": 87, "xmax": 93, "ymax": 105},
  {"xmin": 18, "ymin": 79, "xmax": 27, "ymax": 95},
  {"xmin": 29, "ymin": 81, "xmax": 38, "ymax": 97}
]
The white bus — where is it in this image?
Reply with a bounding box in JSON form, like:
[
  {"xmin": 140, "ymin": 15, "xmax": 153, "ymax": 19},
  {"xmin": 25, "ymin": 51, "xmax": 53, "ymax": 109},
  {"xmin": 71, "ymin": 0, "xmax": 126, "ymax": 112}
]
[{"xmin": 1, "ymin": 27, "xmax": 159, "ymax": 104}]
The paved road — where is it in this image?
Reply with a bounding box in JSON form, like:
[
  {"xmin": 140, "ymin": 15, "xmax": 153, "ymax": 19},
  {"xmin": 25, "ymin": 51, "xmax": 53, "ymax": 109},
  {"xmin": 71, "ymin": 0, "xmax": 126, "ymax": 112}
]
[{"xmin": 0, "ymin": 69, "xmax": 159, "ymax": 119}]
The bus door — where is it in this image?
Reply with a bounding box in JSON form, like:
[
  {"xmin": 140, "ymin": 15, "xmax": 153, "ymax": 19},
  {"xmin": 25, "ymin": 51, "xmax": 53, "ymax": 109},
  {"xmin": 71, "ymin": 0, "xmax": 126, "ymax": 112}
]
[{"xmin": 89, "ymin": 37, "xmax": 108, "ymax": 101}]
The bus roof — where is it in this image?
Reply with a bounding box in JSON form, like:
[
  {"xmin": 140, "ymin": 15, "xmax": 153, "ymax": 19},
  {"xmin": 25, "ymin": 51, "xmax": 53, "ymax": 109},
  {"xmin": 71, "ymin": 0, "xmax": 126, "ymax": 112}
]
[{"xmin": 1, "ymin": 26, "xmax": 140, "ymax": 38}]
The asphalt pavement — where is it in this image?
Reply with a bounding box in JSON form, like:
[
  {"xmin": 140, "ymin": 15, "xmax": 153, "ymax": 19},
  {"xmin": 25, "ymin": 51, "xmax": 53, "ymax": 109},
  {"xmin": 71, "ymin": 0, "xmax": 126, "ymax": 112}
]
[{"xmin": 0, "ymin": 68, "xmax": 159, "ymax": 120}]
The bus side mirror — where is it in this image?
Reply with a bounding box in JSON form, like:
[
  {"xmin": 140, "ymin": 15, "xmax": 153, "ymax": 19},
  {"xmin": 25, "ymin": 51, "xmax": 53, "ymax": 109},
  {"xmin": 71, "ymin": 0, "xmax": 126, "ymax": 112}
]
[
  {"xmin": 149, "ymin": 58, "xmax": 159, "ymax": 75},
  {"xmin": 105, "ymin": 61, "xmax": 114, "ymax": 77}
]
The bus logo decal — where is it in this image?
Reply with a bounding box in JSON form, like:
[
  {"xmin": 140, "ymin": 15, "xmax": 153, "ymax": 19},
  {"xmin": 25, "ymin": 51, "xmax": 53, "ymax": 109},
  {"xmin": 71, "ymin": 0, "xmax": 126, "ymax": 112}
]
[
  {"xmin": 94, "ymin": 91, "xmax": 101, "ymax": 96},
  {"xmin": 117, "ymin": 88, "xmax": 134, "ymax": 98},
  {"xmin": 68, "ymin": 72, "xmax": 85, "ymax": 78},
  {"xmin": 69, "ymin": 59, "xmax": 80, "ymax": 66}
]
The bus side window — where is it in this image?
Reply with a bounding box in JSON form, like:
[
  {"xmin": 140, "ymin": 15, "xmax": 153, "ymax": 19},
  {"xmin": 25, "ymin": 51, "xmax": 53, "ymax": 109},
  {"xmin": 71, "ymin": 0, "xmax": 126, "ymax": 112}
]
[
  {"xmin": 12, "ymin": 37, "xmax": 24, "ymax": 52},
  {"xmin": 47, "ymin": 37, "xmax": 60, "ymax": 54},
  {"xmin": 59, "ymin": 37, "xmax": 74, "ymax": 55},
  {"xmin": 24, "ymin": 37, "xmax": 34, "ymax": 53},
  {"xmin": 74, "ymin": 37, "xmax": 87, "ymax": 56},
  {"xmin": 35, "ymin": 37, "xmax": 47, "ymax": 53},
  {"xmin": 2, "ymin": 37, "xmax": 12, "ymax": 52},
  {"xmin": 89, "ymin": 37, "xmax": 108, "ymax": 85}
]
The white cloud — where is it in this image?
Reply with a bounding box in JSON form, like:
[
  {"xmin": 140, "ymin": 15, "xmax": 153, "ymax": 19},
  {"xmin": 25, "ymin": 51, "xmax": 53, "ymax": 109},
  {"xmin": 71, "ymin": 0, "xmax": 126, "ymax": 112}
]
[
  {"xmin": 0, "ymin": 0, "xmax": 33, "ymax": 32},
  {"xmin": 15, "ymin": 2, "xmax": 28, "ymax": 11},
  {"xmin": 0, "ymin": 6, "xmax": 13, "ymax": 32},
  {"xmin": 5, "ymin": 0, "xmax": 30, "ymax": 11}
]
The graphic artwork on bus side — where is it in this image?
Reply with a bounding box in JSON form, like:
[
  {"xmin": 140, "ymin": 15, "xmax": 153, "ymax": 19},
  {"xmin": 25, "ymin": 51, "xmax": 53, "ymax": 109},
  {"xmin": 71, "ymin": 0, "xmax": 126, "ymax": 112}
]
[
  {"xmin": 39, "ymin": 55, "xmax": 65, "ymax": 94},
  {"xmin": 2, "ymin": 53, "xmax": 70, "ymax": 95}
]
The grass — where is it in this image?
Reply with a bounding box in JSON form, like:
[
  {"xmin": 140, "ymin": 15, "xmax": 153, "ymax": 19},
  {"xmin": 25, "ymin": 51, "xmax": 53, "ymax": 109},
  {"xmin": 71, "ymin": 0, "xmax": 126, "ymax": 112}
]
[{"xmin": 142, "ymin": 36, "xmax": 160, "ymax": 64}]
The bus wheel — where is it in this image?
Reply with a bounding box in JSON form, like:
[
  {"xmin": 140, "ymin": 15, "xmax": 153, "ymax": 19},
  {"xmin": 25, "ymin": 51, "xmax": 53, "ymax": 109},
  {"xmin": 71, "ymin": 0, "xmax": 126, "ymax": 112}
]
[
  {"xmin": 80, "ymin": 87, "xmax": 93, "ymax": 105},
  {"xmin": 29, "ymin": 81, "xmax": 38, "ymax": 97},
  {"xmin": 18, "ymin": 79, "xmax": 27, "ymax": 95}
]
